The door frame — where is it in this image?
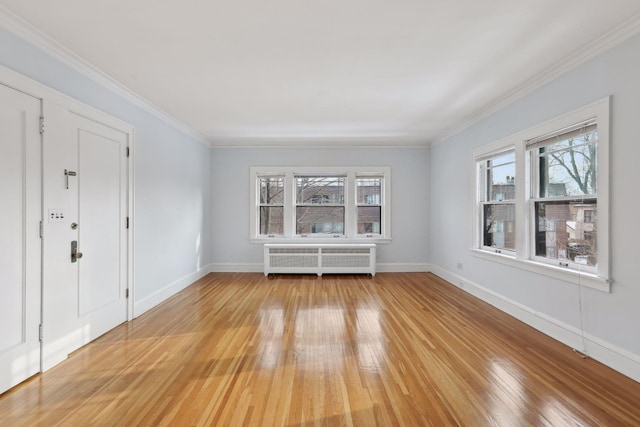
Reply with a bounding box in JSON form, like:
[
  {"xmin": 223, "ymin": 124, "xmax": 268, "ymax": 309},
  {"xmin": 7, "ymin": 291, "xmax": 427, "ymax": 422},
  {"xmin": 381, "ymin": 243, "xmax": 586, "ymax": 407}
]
[{"xmin": 0, "ymin": 64, "xmax": 135, "ymax": 370}]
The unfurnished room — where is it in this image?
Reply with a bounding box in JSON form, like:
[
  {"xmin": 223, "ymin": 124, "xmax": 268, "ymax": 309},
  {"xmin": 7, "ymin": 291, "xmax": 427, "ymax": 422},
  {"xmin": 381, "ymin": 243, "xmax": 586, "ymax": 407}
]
[{"xmin": 1, "ymin": 1, "xmax": 640, "ymax": 425}]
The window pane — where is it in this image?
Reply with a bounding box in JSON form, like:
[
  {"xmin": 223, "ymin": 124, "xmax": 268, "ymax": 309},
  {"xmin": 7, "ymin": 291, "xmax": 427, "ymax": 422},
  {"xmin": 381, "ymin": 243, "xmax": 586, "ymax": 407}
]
[
  {"xmin": 485, "ymin": 152, "xmax": 515, "ymax": 201},
  {"xmin": 296, "ymin": 206, "xmax": 344, "ymax": 234},
  {"xmin": 357, "ymin": 178, "xmax": 382, "ymax": 204},
  {"xmin": 357, "ymin": 206, "xmax": 381, "ymax": 234},
  {"xmin": 483, "ymin": 204, "xmax": 515, "ymax": 250},
  {"xmin": 538, "ymin": 131, "xmax": 597, "ymax": 197},
  {"xmin": 260, "ymin": 206, "xmax": 284, "ymax": 235},
  {"xmin": 259, "ymin": 177, "xmax": 284, "ymax": 204},
  {"xmin": 534, "ymin": 200, "xmax": 597, "ymax": 266},
  {"xmin": 296, "ymin": 177, "xmax": 345, "ymax": 204},
  {"xmin": 491, "ymin": 151, "xmax": 515, "ymax": 167},
  {"xmin": 488, "ymin": 164, "xmax": 516, "ymax": 201}
]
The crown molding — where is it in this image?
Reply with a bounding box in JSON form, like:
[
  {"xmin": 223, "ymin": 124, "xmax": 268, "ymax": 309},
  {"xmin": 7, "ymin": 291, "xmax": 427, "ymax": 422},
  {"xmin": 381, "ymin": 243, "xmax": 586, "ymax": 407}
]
[
  {"xmin": 432, "ymin": 11, "xmax": 640, "ymax": 146},
  {"xmin": 0, "ymin": 5, "xmax": 210, "ymax": 146},
  {"xmin": 210, "ymin": 134, "xmax": 431, "ymax": 149}
]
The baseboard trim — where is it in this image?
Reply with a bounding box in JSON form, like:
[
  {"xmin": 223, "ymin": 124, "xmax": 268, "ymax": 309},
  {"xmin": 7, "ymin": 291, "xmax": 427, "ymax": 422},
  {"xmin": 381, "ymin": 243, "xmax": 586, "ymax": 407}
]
[
  {"xmin": 377, "ymin": 263, "xmax": 431, "ymax": 273},
  {"xmin": 429, "ymin": 264, "xmax": 640, "ymax": 383},
  {"xmin": 133, "ymin": 264, "xmax": 212, "ymax": 317},
  {"xmin": 209, "ymin": 263, "xmax": 263, "ymax": 273},
  {"xmin": 208, "ymin": 262, "xmax": 431, "ymax": 274}
]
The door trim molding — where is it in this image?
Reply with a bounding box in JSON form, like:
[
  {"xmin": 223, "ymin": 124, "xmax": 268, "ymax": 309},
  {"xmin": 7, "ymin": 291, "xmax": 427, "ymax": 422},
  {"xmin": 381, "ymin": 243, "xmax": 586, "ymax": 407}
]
[{"xmin": 1, "ymin": 64, "xmax": 135, "ymax": 369}]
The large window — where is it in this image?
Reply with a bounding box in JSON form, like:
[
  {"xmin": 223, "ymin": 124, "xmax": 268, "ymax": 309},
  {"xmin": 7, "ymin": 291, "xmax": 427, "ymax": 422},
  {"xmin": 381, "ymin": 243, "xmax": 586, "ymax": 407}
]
[
  {"xmin": 250, "ymin": 167, "xmax": 391, "ymax": 242},
  {"xmin": 473, "ymin": 98, "xmax": 610, "ymax": 291},
  {"xmin": 295, "ymin": 176, "xmax": 345, "ymax": 236},
  {"xmin": 529, "ymin": 121, "xmax": 598, "ymax": 267}
]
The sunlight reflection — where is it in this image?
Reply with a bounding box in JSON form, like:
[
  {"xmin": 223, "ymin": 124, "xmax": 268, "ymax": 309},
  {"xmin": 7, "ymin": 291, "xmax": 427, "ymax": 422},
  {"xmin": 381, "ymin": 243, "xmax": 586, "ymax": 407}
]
[
  {"xmin": 355, "ymin": 308, "xmax": 386, "ymax": 373},
  {"xmin": 294, "ymin": 307, "xmax": 345, "ymax": 371},
  {"xmin": 487, "ymin": 358, "xmax": 526, "ymax": 425},
  {"xmin": 258, "ymin": 307, "xmax": 285, "ymax": 369},
  {"xmin": 541, "ymin": 398, "xmax": 589, "ymax": 426}
]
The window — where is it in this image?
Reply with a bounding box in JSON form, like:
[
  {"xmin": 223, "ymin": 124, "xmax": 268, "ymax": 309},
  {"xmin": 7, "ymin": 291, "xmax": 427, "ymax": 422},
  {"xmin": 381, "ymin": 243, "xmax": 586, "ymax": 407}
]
[
  {"xmin": 583, "ymin": 210, "xmax": 594, "ymax": 224},
  {"xmin": 357, "ymin": 177, "xmax": 382, "ymax": 236},
  {"xmin": 472, "ymin": 97, "xmax": 610, "ymax": 291},
  {"xmin": 250, "ymin": 167, "xmax": 391, "ymax": 242},
  {"xmin": 258, "ymin": 176, "xmax": 284, "ymax": 236},
  {"xmin": 477, "ymin": 150, "xmax": 516, "ymax": 253},
  {"xmin": 296, "ymin": 176, "xmax": 345, "ymax": 236},
  {"xmin": 529, "ymin": 121, "xmax": 598, "ymax": 268}
]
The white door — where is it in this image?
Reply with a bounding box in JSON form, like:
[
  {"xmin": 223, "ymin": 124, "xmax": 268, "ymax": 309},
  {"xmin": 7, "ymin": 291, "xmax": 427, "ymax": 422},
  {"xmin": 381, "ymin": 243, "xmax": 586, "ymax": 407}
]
[
  {"xmin": 43, "ymin": 104, "xmax": 129, "ymax": 370},
  {"xmin": 0, "ymin": 84, "xmax": 42, "ymax": 393}
]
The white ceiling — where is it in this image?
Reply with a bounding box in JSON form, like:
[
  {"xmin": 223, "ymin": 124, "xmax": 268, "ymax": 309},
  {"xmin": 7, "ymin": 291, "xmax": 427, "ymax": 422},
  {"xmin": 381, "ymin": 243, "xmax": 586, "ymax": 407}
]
[{"xmin": 2, "ymin": 1, "xmax": 640, "ymax": 146}]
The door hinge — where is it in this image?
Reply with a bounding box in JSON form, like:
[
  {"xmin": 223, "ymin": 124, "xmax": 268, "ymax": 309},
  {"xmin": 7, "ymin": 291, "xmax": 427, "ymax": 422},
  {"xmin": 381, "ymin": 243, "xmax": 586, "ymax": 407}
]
[
  {"xmin": 126, "ymin": 147, "xmax": 130, "ymax": 157},
  {"xmin": 39, "ymin": 324, "xmax": 43, "ymax": 342},
  {"xmin": 39, "ymin": 116, "xmax": 45, "ymax": 134},
  {"xmin": 39, "ymin": 220, "xmax": 44, "ymax": 238},
  {"xmin": 126, "ymin": 288, "xmax": 129, "ymax": 298},
  {"xmin": 126, "ymin": 217, "xmax": 129, "ymax": 229}
]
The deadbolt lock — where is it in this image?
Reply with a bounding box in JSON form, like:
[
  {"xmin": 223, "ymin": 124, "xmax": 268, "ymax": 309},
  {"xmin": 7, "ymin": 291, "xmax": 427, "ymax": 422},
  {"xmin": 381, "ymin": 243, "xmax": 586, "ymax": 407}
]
[{"xmin": 71, "ymin": 240, "xmax": 83, "ymax": 263}]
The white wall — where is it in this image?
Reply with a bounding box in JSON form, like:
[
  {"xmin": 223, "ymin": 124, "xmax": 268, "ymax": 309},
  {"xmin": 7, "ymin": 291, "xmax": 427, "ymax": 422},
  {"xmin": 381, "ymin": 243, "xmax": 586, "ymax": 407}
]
[
  {"xmin": 430, "ymin": 33, "xmax": 640, "ymax": 380},
  {"xmin": 0, "ymin": 28, "xmax": 212, "ymax": 315},
  {"xmin": 211, "ymin": 146, "xmax": 430, "ymax": 270}
]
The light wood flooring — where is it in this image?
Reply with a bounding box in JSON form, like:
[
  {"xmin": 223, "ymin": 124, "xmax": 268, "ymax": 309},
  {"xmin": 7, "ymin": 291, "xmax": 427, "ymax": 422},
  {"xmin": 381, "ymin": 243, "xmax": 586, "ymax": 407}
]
[{"xmin": 1, "ymin": 272, "xmax": 639, "ymax": 426}]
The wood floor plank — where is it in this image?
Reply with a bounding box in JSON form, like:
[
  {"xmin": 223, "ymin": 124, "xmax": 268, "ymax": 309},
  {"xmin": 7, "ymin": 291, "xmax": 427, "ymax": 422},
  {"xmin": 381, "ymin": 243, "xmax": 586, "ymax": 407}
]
[{"xmin": 1, "ymin": 272, "xmax": 639, "ymax": 426}]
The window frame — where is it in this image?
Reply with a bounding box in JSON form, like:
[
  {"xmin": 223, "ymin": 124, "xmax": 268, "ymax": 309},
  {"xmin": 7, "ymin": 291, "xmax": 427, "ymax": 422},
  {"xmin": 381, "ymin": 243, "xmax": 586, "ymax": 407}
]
[
  {"xmin": 528, "ymin": 121, "xmax": 599, "ymax": 273},
  {"xmin": 472, "ymin": 97, "xmax": 610, "ymax": 292},
  {"xmin": 477, "ymin": 148, "xmax": 517, "ymax": 255},
  {"xmin": 356, "ymin": 175, "xmax": 384, "ymax": 238},
  {"xmin": 294, "ymin": 175, "xmax": 346, "ymax": 238},
  {"xmin": 250, "ymin": 166, "xmax": 391, "ymax": 243},
  {"xmin": 258, "ymin": 175, "xmax": 285, "ymax": 237}
]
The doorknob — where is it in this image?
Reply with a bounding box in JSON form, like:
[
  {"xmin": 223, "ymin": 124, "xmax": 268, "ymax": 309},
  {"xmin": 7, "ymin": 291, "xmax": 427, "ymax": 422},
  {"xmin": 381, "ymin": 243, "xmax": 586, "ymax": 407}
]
[{"xmin": 71, "ymin": 240, "xmax": 83, "ymax": 263}]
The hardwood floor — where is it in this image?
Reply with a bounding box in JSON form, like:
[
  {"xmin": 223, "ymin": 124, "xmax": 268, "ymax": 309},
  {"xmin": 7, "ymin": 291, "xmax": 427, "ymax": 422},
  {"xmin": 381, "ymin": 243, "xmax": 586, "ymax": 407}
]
[{"xmin": 1, "ymin": 272, "xmax": 639, "ymax": 426}]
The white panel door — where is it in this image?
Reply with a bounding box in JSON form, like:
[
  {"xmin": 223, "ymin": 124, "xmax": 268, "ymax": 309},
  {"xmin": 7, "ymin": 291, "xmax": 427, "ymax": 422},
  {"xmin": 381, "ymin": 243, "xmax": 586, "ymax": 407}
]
[
  {"xmin": 0, "ymin": 84, "xmax": 42, "ymax": 393},
  {"xmin": 43, "ymin": 104, "xmax": 128, "ymax": 370}
]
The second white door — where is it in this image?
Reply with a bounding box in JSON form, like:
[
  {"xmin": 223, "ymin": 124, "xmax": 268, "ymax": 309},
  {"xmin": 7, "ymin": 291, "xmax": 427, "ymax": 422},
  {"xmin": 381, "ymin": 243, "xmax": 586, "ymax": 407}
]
[{"xmin": 43, "ymin": 104, "xmax": 129, "ymax": 369}]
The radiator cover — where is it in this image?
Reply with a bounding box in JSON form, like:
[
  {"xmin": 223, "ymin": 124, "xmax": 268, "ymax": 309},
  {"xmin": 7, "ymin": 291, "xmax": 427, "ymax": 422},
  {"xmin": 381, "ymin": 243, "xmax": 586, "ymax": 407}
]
[{"xmin": 264, "ymin": 244, "xmax": 376, "ymax": 276}]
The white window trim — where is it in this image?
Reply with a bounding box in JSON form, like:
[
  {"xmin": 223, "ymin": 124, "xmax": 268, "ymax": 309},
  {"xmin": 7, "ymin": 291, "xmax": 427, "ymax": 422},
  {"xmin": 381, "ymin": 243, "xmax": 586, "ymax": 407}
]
[
  {"xmin": 250, "ymin": 166, "xmax": 391, "ymax": 243},
  {"xmin": 472, "ymin": 97, "xmax": 610, "ymax": 292}
]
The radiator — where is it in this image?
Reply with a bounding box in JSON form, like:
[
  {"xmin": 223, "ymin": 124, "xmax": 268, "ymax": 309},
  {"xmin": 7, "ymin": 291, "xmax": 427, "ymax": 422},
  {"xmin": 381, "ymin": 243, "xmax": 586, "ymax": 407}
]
[{"xmin": 264, "ymin": 244, "xmax": 376, "ymax": 276}]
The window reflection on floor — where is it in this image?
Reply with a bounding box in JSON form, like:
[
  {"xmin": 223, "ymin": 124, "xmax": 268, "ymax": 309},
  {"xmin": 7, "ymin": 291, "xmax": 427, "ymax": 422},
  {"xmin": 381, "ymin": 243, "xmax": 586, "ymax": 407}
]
[
  {"xmin": 293, "ymin": 307, "xmax": 346, "ymax": 371},
  {"xmin": 488, "ymin": 358, "xmax": 526, "ymax": 425},
  {"xmin": 257, "ymin": 307, "xmax": 284, "ymax": 369},
  {"xmin": 356, "ymin": 307, "xmax": 386, "ymax": 373}
]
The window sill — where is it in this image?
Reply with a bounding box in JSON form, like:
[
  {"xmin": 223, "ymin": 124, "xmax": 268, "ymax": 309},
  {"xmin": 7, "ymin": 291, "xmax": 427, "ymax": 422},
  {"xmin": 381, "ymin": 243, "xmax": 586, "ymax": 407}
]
[
  {"xmin": 470, "ymin": 249, "xmax": 610, "ymax": 292},
  {"xmin": 251, "ymin": 237, "xmax": 392, "ymax": 244}
]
